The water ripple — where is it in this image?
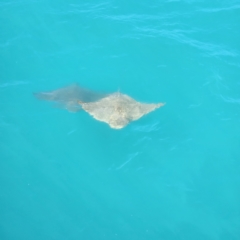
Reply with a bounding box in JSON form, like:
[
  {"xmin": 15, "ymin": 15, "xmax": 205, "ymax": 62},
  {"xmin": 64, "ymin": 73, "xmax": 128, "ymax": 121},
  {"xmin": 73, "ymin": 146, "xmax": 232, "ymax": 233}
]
[
  {"xmin": 199, "ymin": 4, "xmax": 240, "ymax": 13},
  {"xmin": 128, "ymin": 27, "xmax": 239, "ymax": 57},
  {"xmin": 0, "ymin": 81, "xmax": 29, "ymax": 88}
]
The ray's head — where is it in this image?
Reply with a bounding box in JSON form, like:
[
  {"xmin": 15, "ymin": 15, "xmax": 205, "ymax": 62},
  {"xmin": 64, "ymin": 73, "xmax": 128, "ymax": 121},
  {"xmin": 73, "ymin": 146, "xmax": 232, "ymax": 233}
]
[{"xmin": 109, "ymin": 114, "xmax": 130, "ymax": 129}]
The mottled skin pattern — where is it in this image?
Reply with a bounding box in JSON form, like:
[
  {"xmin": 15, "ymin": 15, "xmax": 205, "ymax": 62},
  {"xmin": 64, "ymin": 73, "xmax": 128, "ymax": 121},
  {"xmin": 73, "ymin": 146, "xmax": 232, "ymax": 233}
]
[{"xmin": 79, "ymin": 92, "xmax": 165, "ymax": 129}]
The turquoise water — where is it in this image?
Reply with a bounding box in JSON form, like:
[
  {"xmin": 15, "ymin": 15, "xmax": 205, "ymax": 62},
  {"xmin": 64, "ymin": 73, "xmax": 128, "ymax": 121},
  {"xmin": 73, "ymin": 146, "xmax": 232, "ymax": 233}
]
[{"xmin": 1, "ymin": 0, "xmax": 240, "ymax": 239}]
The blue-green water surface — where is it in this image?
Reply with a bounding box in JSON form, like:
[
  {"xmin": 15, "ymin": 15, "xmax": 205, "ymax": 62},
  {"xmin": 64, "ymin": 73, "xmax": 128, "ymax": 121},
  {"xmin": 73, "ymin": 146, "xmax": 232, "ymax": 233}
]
[{"xmin": 1, "ymin": 1, "xmax": 240, "ymax": 239}]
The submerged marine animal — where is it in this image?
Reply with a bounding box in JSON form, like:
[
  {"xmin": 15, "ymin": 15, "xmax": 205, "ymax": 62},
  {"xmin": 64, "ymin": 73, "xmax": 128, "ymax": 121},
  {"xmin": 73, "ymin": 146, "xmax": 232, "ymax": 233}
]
[{"xmin": 34, "ymin": 84, "xmax": 165, "ymax": 129}]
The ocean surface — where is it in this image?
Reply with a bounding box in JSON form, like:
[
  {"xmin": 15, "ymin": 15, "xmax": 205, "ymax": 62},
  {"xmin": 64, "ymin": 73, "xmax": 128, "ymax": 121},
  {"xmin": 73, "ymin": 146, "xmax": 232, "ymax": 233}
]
[{"xmin": 0, "ymin": 0, "xmax": 240, "ymax": 239}]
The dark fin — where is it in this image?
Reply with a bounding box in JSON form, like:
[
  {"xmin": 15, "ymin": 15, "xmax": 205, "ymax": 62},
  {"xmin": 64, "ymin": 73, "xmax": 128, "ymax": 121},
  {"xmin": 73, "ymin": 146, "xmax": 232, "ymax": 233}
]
[
  {"xmin": 33, "ymin": 83, "xmax": 110, "ymax": 112},
  {"xmin": 33, "ymin": 84, "xmax": 109, "ymax": 103}
]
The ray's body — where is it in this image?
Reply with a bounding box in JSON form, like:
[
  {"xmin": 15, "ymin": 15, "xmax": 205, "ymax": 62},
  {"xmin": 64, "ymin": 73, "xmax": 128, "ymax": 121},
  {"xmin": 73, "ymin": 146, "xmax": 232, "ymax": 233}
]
[{"xmin": 34, "ymin": 84, "xmax": 165, "ymax": 129}]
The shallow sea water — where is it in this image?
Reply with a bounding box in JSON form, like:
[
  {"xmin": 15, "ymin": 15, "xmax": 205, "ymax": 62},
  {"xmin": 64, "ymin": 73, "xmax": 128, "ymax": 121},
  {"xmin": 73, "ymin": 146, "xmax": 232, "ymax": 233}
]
[{"xmin": 0, "ymin": 0, "xmax": 240, "ymax": 239}]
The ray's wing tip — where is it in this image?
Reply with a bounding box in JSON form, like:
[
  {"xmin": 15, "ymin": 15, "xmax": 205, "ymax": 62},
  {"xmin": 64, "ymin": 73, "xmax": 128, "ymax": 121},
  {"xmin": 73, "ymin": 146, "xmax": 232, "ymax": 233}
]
[{"xmin": 156, "ymin": 102, "xmax": 166, "ymax": 108}]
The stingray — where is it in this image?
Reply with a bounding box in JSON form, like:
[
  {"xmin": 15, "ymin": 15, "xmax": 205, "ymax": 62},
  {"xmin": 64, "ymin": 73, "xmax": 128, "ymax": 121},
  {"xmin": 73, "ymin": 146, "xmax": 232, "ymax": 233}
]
[
  {"xmin": 79, "ymin": 92, "xmax": 165, "ymax": 129},
  {"xmin": 34, "ymin": 84, "xmax": 107, "ymax": 112}
]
